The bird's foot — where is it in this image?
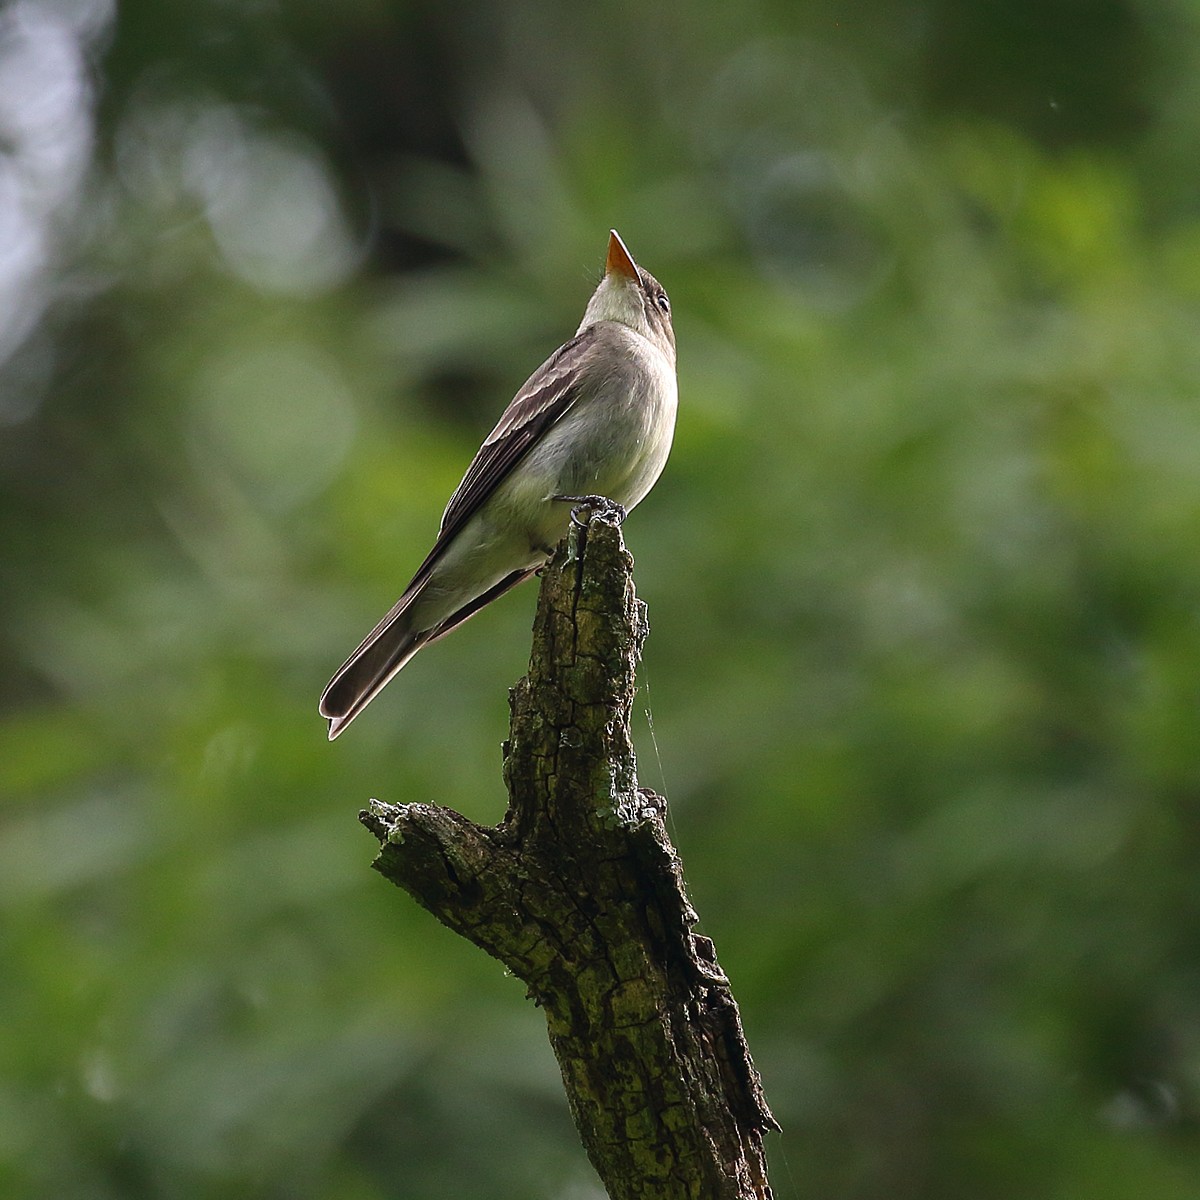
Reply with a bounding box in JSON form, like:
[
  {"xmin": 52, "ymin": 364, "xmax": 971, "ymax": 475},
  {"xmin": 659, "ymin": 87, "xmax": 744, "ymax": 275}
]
[{"xmin": 553, "ymin": 494, "xmax": 627, "ymax": 529}]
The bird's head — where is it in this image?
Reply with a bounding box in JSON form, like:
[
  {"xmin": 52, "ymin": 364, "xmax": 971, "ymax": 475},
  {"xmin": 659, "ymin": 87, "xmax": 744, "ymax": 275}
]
[{"xmin": 579, "ymin": 230, "xmax": 675, "ymax": 363}]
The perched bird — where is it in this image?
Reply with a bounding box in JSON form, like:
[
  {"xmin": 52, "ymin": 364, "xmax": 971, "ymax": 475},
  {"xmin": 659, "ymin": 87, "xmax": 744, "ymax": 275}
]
[{"xmin": 320, "ymin": 230, "xmax": 677, "ymax": 739}]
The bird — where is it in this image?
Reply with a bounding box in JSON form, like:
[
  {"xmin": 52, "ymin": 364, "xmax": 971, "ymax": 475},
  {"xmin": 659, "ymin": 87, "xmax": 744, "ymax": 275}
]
[{"xmin": 319, "ymin": 230, "xmax": 677, "ymax": 739}]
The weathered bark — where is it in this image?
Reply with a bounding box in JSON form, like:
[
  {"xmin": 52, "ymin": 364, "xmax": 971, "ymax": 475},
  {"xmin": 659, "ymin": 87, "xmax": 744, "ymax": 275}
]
[{"xmin": 361, "ymin": 511, "xmax": 777, "ymax": 1200}]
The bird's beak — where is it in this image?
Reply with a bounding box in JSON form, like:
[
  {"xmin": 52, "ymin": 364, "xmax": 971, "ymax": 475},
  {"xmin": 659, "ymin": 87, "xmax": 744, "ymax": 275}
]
[{"xmin": 605, "ymin": 229, "xmax": 639, "ymax": 282}]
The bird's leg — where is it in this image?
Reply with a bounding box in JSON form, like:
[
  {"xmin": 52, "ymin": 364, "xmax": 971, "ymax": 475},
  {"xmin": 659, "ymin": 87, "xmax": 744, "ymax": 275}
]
[{"xmin": 552, "ymin": 494, "xmax": 628, "ymax": 529}]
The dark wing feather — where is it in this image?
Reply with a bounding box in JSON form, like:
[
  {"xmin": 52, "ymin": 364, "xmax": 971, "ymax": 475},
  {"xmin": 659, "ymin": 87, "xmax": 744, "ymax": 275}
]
[
  {"xmin": 437, "ymin": 330, "xmax": 593, "ymax": 539},
  {"xmin": 323, "ymin": 330, "xmax": 596, "ymax": 692},
  {"xmin": 393, "ymin": 328, "xmax": 594, "ymax": 594}
]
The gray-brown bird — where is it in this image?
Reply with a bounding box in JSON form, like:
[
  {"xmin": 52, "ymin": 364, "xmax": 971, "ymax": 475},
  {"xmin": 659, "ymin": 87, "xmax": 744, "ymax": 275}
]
[{"xmin": 320, "ymin": 230, "xmax": 676, "ymax": 739}]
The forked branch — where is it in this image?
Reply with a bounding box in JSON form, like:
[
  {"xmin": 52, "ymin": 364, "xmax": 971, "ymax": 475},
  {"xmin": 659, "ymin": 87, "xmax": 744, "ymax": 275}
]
[{"xmin": 361, "ymin": 513, "xmax": 777, "ymax": 1200}]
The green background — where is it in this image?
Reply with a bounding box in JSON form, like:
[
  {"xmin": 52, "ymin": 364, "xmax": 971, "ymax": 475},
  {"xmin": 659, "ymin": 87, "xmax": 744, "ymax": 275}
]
[{"xmin": 3, "ymin": 1, "xmax": 1200, "ymax": 1196}]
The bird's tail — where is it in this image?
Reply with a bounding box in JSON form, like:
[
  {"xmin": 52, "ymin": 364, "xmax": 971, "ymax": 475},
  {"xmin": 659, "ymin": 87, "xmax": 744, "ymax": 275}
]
[
  {"xmin": 319, "ymin": 564, "xmax": 542, "ymax": 739},
  {"xmin": 319, "ymin": 616, "xmax": 431, "ymax": 740}
]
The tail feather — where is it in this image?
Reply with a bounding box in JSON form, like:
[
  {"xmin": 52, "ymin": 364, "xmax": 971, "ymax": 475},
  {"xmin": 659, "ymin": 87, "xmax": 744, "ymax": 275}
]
[
  {"xmin": 320, "ymin": 622, "xmax": 430, "ymax": 740},
  {"xmin": 423, "ymin": 566, "xmax": 540, "ymax": 645},
  {"xmin": 319, "ymin": 565, "xmax": 543, "ymax": 739}
]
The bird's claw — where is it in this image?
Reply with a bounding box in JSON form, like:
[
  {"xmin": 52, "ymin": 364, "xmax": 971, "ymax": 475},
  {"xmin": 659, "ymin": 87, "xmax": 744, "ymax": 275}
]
[{"xmin": 553, "ymin": 494, "xmax": 627, "ymax": 529}]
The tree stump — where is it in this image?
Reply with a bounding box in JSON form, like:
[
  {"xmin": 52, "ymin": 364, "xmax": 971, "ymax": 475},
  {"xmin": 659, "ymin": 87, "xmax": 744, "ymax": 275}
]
[{"xmin": 360, "ymin": 511, "xmax": 777, "ymax": 1200}]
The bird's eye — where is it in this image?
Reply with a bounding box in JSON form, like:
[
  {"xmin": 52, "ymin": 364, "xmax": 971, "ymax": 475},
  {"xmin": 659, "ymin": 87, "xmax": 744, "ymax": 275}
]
[{"xmin": 655, "ymin": 292, "xmax": 670, "ymax": 315}]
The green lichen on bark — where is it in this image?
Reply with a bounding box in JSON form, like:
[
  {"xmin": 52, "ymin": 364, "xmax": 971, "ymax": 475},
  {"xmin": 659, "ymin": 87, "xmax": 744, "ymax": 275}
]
[{"xmin": 361, "ymin": 512, "xmax": 777, "ymax": 1200}]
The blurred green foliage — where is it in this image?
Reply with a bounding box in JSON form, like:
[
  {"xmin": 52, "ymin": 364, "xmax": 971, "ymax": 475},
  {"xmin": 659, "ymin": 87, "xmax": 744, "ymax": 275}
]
[{"xmin": 3, "ymin": 0, "xmax": 1200, "ymax": 1197}]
